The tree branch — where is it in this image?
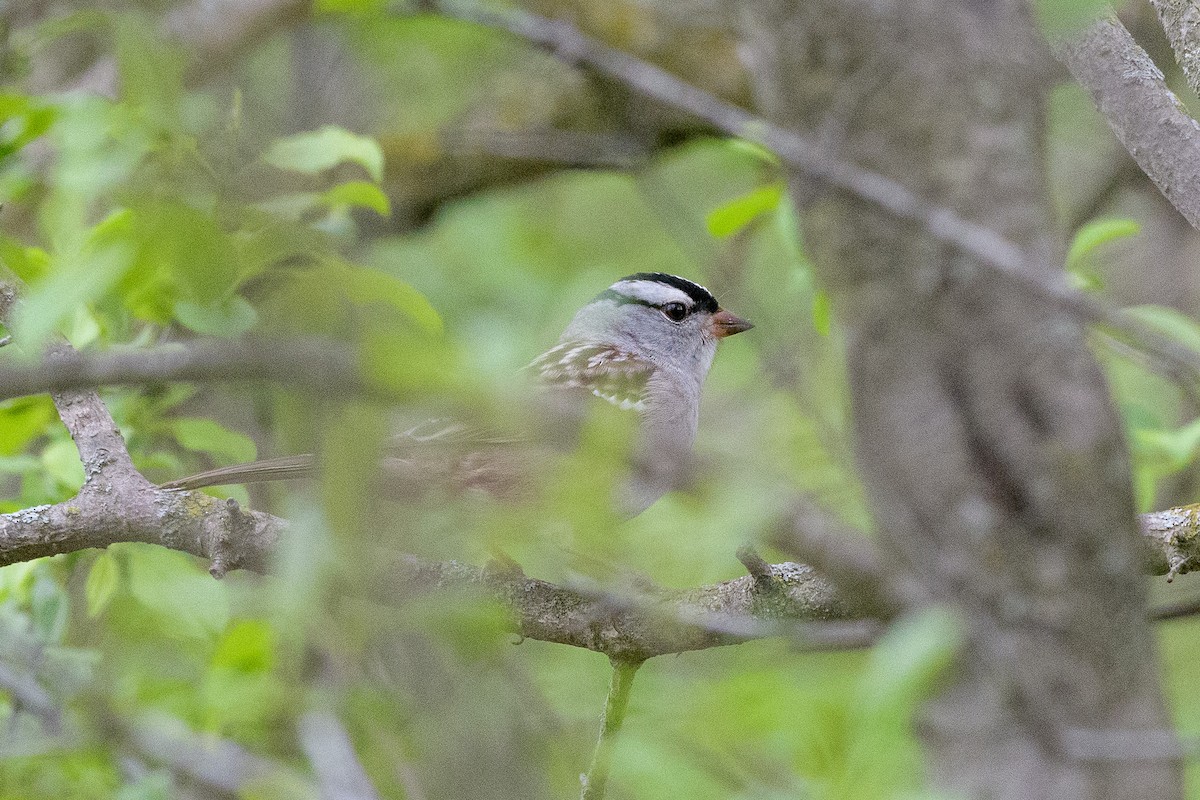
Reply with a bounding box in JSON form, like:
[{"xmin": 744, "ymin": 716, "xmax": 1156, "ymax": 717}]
[
  {"xmin": 1150, "ymin": 0, "xmax": 1200, "ymax": 101},
  {"xmin": 435, "ymin": 0, "xmax": 1031, "ymax": 278},
  {"xmin": 1055, "ymin": 15, "xmax": 1200, "ymax": 231},
  {"xmin": 2, "ymin": 466, "xmax": 1199, "ymax": 660},
  {"xmin": 299, "ymin": 709, "xmax": 382, "ymax": 800},
  {"xmin": 122, "ymin": 713, "xmax": 314, "ymax": 794},
  {"xmin": 437, "ymin": 2, "xmax": 1200, "ymax": 415},
  {"xmin": 0, "ymin": 337, "xmax": 375, "ymax": 404}
]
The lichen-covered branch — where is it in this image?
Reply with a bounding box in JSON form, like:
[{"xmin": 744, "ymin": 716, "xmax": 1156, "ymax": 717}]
[{"xmin": 4, "ymin": 477, "xmax": 1200, "ymax": 660}]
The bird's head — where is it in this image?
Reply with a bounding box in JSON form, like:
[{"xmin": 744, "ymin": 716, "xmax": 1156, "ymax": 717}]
[{"xmin": 532, "ymin": 273, "xmax": 752, "ymax": 411}]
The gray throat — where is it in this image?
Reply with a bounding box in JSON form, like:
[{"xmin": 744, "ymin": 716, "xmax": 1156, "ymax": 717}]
[{"xmin": 618, "ymin": 368, "xmax": 704, "ymax": 516}]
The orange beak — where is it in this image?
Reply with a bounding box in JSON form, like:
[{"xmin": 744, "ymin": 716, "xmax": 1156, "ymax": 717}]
[{"xmin": 711, "ymin": 308, "xmax": 754, "ymax": 338}]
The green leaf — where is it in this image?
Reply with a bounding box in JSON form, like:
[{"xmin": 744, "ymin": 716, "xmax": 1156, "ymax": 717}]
[
  {"xmin": 254, "ymin": 191, "xmax": 325, "ymax": 221},
  {"xmin": 0, "ymin": 93, "xmax": 58, "ymax": 161},
  {"xmin": 811, "ymin": 289, "xmax": 832, "ymax": 336},
  {"xmin": 115, "ymin": 773, "xmax": 172, "ymax": 800},
  {"xmin": 1133, "ymin": 417, "xmax": 1200, "ymax": 471},
  {"xmin": 705, "ymin": 183, "xmax": 785, "ymax": 238},
  {"xmin": 263, "ymin": 126, "xmax": 384, "ymax": 182},
  {"xmin": 723, "ymin": 137, "xmax": 781, "ymax": 166},
  {"xmin": 171, "ymin": 417, "xmax": 257, "ymax": 464},
  {"xmin": 133, "ymin": 201, "xmax": 241, "ymax": 303},
  {"xmin": 316, "ymin": 0, "xmax": 389, "ymax": 12},
  {"xmin": 41, "ymin": 438, "xmax": 85, "ymax": 490},
  {"xmin": 0, "ymin": 239, "xmax": 51, "ymax": 283},
  {"xmin": 174, "ymin": 295, "xmax": 258, "ymax": 337},
  {"xmin": 860, "ymin": 608, "xmax": 962, "ymax": 714},
  {"xmin": 0, "ymin": 561, "xmax": 39, "ymax": 605},
  {"xmin": 1036, "ymin": 0, "xmax": 1110, "ymax": 36},
  {"xmin": 1065, "ymin": 217, "xmax": 1140, "ymax": 272},
  {"xmin": 0, "ymin": 397, "xmax": 58, "ymax": 456},
  {"xmin": 15, "ymin": 209, "xmax": 137, "ymax": 350},
  {"xmin": 340, "ymin": 265, "xmax": 442, "ymax": 334},
  {"xmin": 1121, "ymin": 305, "xmax": 1200, "ymax": 356},
  {"xmin": 323, "ymin": 180, "xmax": 391, "ymax": 215},
  {"xmin": 259, "ymin": 259, "xmax": 442, "ymax": 338},
  {"xmin": 1067, "ymin": 267, "xmax": 1105, "ymax": 294},
  {"xmin": 31, "ymin": 569, "xmax": 70, "ymax": 643},
  {"xmin": 125, "ymin": 545, "xmax": 229, "ymax": 640},
  {"xmin": 211, "ymin": 619, "xmax": 276, "ymax": 672},
  {"xmin": 86, "ymin": 552, "xmax": 119, "ymax": 618}
]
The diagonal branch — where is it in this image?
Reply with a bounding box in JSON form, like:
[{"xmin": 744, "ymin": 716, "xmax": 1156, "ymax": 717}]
[
  {"xmin": 1150, "ymin": 0, "xmax": 1200, "ymax": 102},
  {"xmin": 1055, "ymin": 15, "xmax": 1200, "ymax": 231},
  {"xmin": 436, "ymin": 2, "xmax": 1200, "ymax": 410},
  {"xmin": 435, "ymin": 0, "xmax": 1030, "ymax": 278}
]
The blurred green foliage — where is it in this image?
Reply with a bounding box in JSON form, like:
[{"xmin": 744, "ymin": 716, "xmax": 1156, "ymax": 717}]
[{"xmin": 0, "ymin": 1, "xmax": 1197, "ymax": 798}]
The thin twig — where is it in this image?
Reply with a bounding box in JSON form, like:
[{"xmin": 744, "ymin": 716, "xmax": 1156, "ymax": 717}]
[
  {"xmin": 437, "ymin": 0, "xmax": 1028, "ymax": 276},
  {"xmin": 1150, "ymin": 596, "xmax": 1200, "ymax": 622},
  {"xmin": 580, "ymin": 659, "xmax": 642, "ymax": 800}
]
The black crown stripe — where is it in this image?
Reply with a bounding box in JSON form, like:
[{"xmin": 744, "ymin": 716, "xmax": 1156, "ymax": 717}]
[{"xmin": 600, "ymin": 273, "xmax": 719, "ymax": 314}]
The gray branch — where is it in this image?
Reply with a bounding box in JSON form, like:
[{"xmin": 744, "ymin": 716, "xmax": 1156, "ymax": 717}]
[
  {"xmin": 438, "ymin": 1, "xmax": 1200, "ymax": 425},
  {"xmin": 1056, "ymin": 15, "xmax": 1200, "ymax": 230},
  {"xmin": 3, "ymin": 466, "xmax": 1200, "ymax": 659},
  {"xmin": 125, "ymin": 713, "xmax": 314, "ymax": 794},
  {"xmin": 436, "ymin": 0, "xmax": 1031, "ymax": 279},
  {"xmin": 1151, "ymin": 0, "xmax": 1200, "ymax": 100},
  {"xmin": 0, "ymin": 337, "xmax": 375, "ymax": 404},
  {"xmin": 299, "ymin": 710, "xmax": 382, "ymax": 800}
]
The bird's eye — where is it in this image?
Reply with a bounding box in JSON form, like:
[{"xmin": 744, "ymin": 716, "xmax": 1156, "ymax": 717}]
[{"xmin": 661, "ymin": 302, "xmax": 688, "ymax": 322}]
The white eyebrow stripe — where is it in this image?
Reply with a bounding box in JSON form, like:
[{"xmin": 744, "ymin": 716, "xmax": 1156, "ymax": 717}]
[{"xmin": 609, "ymin": 280, "xmax": 695, "ymax": 307}]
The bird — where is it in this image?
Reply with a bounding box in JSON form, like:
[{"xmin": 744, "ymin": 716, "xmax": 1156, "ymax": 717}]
[{"xmin": 162, "ymin": 273, "xmax": 753, "ymax": 516}]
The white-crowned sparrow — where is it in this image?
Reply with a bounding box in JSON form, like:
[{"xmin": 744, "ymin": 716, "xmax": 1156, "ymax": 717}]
[{"xmin": 163, "ymin": 273, "xmax": 752, "ymax": 515}]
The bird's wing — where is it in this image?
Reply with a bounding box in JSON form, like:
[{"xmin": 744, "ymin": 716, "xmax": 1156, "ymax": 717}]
[{"xmin": 529, "ymin": 342, "xmax": 654, "ymax": 412}]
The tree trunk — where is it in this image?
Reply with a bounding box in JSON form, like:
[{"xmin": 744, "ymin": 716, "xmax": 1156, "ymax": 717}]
[{"xmin": 740, "ymin": 1, "xmax": 1182, "ymax": 796}]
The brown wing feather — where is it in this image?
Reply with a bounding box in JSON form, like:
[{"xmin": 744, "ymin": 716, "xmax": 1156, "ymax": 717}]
[{"xmin": 529, "ymin": 342, "xmax": 653, "ymax": 411}]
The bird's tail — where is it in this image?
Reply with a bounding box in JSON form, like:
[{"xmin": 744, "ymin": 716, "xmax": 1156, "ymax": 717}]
[{"xmin": 160, "ymin": 454, "xmax": 316, "ymax": 490}]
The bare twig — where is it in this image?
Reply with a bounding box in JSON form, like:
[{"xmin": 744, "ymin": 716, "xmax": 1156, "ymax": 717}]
[
  {"xmin": 1150, "ymin": 596, "xmax": 1200, "ymax": 622},
  {"xmin": 0, "ymin": 283, "xmax": 147, "ymax": 489},
  {"xmin": 770, "ymin": 502, "xmax": 900, "ymax": 617},
  {"xmin": 0, "ymin": 660, "xmax": 61, "ymax": 734},
  {"xmin": 441, "ymin": 128, "xmax": 648, "ymax": 168}
]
